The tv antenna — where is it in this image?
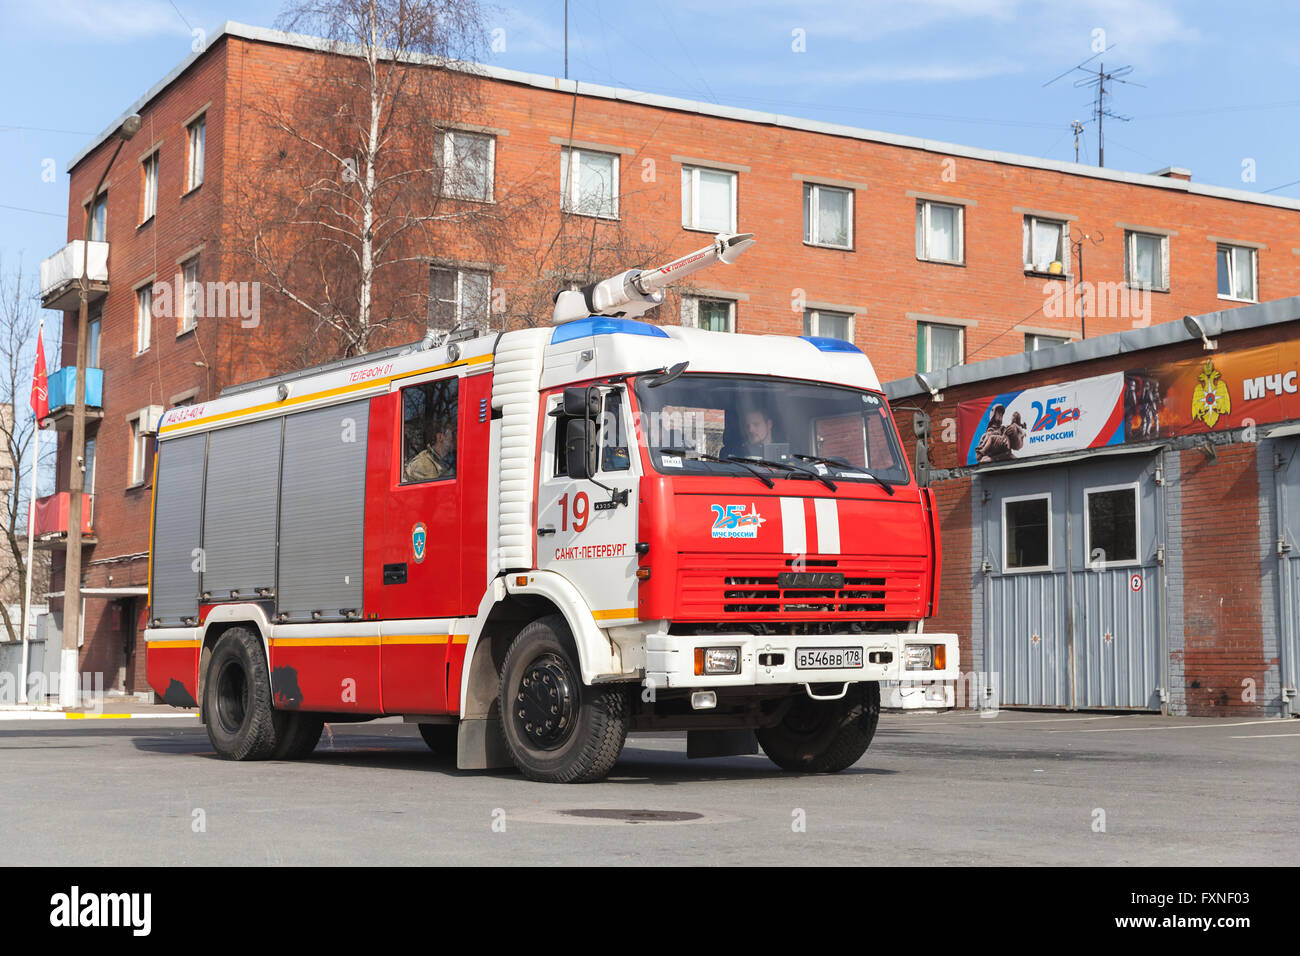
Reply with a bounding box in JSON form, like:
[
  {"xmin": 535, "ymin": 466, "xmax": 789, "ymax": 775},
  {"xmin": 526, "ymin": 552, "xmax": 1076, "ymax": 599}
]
[{"xmin": 1045, "ymin": 48, "xmax": 1143, "ymax": 167}]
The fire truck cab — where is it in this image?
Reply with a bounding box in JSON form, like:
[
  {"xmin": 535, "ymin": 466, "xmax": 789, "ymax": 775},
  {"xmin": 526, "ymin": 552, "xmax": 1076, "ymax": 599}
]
[{"xmin": 146, "ymin": 234, "xmax": 957, "ymax": 783}]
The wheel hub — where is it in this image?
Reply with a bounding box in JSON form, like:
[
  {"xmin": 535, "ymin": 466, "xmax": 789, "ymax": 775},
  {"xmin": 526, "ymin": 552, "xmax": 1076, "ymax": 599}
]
[
  {"xmin": 513, "ymin": 653, "xmax": 575, "ymax": 750},
  {"xmin": 215, "ymin": 660, "xmax": 249, "ymax": 734}
]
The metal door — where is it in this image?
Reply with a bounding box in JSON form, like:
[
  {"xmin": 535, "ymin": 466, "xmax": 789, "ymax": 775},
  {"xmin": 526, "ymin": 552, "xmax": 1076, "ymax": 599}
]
[
  {"xmin": 983, "ymin": 453, "xmax": 1162, "ymax": 709},
  {"xmin": 1276, "ymin": 437, "xmax": 1300, "ymax": 716}
]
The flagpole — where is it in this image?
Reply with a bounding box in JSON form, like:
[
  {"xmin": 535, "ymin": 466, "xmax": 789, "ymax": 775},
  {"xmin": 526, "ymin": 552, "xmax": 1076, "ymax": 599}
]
[{"xmin": 19, "ymin": 318, "xmax": 43, "ymax": 706}]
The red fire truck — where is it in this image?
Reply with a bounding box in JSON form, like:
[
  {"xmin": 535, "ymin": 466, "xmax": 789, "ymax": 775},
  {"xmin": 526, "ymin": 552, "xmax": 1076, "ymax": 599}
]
[{"xmin": 146, "ymin": 233, "xmax": 956, "ymax": 782}]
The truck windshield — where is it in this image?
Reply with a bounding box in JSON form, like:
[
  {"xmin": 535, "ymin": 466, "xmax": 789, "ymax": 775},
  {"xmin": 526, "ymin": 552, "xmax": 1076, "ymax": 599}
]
[{"xmin": 634, "ymin": 374, "xmax": 910, "ymax": 485}]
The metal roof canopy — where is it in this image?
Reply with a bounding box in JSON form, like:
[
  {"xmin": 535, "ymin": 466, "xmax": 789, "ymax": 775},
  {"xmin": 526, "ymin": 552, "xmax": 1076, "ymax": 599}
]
[
  {"xmin": 1264, "ymin": 422, "xmax": 1300, "ymax": 439},
  {"xmin": 971, "ymin": 442, "xmax": 1166, "ymax": 474},
  {"xmin": 886, "ymin": 295, "xmax": 1300, "ymax": 401}
]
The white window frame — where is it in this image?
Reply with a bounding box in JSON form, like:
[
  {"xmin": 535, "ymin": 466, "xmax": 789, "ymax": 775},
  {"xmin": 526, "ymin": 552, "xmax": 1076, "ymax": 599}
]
[
  {"xmin": 803, "ymin": 183, "xmax": 853, "ymax": 249},
  {"xmin": 186, "ymin": 116, "xmax": 205, "ymax": 192},
  {"xmin": 681, "ymin": 295, "xmax": 736, "ymax": 333},
  {"xmin": 178, "ymin": 257, "xmax": 199, "ymax": 334},
  {"xmin": 915, "ymin": 200, "xmax": 964, "ymax": 264},
  {"xmin": 439, "ymin": 130, "xmax": 495, "ymax": 203},
  {"xmin": 917, "ymin": 321, "xmax": 964, "ymax": 373},
  {"xmin": 1022, "ymin": 215, "xmax": 1069, "ymax": 274},
  {"xmin": 141, "ymin": 151, "xmax": 159, "ymax": 224},
  {"xmin": 430, "ymin": 266, "xmax": 492, "ymax": 328},
  {"xmin": 680, "ymin": 165, "xmax": 737, "ymax": 233},
  {"xmin": 1026, "ymin": 333, "xmax": 1069, "ymax": 351},
  {"xmin": 1216, "ymin": 243, "xmax": 1258, "ymax": 303},
  {"xmin": 135, "ymin": 285, "xmax": 152, "ymax": 354},
  {"xmin": 1083, "ymin": 481, "xmax": 1141, "ymax": 570},
  {"xmin": 1002, "ymin": 492, "xmax": 1053, "ymax": 573},
  {"xmin": 560, "ymin": 147, "xmax": 619, "ymax": 219},
  {"xmin": 1125, "ymin": 230, "xmax": 1170, "ymax": 292},
  {"xmin": 127, "ymin": 416, "xmax": 150, "ymax": 487},
  {"xmin": 803, "ymin": 308, "xmax": 854, "ymax": 342}
]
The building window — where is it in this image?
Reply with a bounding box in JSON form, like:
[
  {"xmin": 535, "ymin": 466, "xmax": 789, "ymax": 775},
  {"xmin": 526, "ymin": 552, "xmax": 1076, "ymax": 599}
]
[
  {"xmin": 917, "ymin": 322, "xmax": 963, "ymax": 373},
  {"xmin": 141, "ymin": 152, "xmax": 158, "ymax": 224},
  {"xmin": 1023, "ymin": 216, "xmax": 1068, "ymax": 273},
  {"xmin": 87, "ymin": 309, "xmax": 102, "ymax": 366},
  {"xmin": 1085, "ymin": 484, "xmax": 1138, "ymax": 567},
  {"xmin": 1004, "ymin": 494, "xmax": 1051, "ymax": 571},
  {"xmin": 429, "ymin": 266, "xmax": 491, "ymax": 329},
  {"xmin": 915, "ymin": 200, "xmax": 963, "ymax": 264},
  {"xmin": 129, "ymin": 418, "xmax": 153, "ymax": 486},
  {"xmin": 438, "ymin": 130, "xmax": 494, "ymax": 202},
  {"xmin": 803, "ymin": 309, "xmax": 852, "ymax": 342},
  {"xmin": 85, "ymin": 437, "xmax": 97, "ymax": 500},
  {"xmin": 680, "ymin": 165, "xmax": 737, "ymax": 232},
  {"xmin": 186, "ymin": 116, "xmax": 205, "ymax": 191},
  {"xmin": 682, "ymin": 296, "xmax": 736, "ymax": 332},
  {"xmin": 560, "ymin": 147, "xmax": 618, "ymax": 218},
  {"xmin": 135, "ymin": 286, "xmax": 152, "ymax": 354},
  {"xmin": 179, "ymin": 257, "xmax": 199, "ymax": 333},
  {"xmin": 1125, "ymin": 230, "xmax": 1169, "ymax": 291},
  {"xmin": 1025, "ymin": 333, "xmax": 1069, "ymax": 351},
  {"xmin": 1217, "ymin": 244, "xmax": 1257, "ymax": 301},
  {"xmin": 803, "ymin": 183, "xmax": 852, "ymax": 249},
  {"xmin": 88, "ymin": 193, "xmax": 107, "ymax": 242},
  {"xmin": 401, "ymin": 377, "xmax": 458, "ymax": 483}
]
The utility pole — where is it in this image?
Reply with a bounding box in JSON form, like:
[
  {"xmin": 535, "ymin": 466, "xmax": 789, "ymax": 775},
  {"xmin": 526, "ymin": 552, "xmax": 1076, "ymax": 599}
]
[
  {"xmin": 1072, "ymin": 120, "xmax": 1084, "ymax": 163},
  {"xmin": 61, "ymin": 113, "xmax": 140, "ymax": 709}
]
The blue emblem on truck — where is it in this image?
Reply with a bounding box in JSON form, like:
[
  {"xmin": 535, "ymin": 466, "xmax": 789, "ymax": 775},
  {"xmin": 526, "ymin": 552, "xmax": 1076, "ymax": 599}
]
[{"xmin": 412, "ymin": 522, "xmax": 427, "ymax": 563}]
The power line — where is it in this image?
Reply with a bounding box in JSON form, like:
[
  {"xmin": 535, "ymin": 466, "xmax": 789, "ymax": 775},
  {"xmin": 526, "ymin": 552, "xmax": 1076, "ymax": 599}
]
[{"xmin": 0, "ymin": 203, "xmax": 65, "ymax": 219}]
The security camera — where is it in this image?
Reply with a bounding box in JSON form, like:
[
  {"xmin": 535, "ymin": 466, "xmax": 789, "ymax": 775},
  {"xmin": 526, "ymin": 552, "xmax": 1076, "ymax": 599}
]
[{"xmin": 1183, "ymin": 314, "xmax": 1217, "ymax": 351}]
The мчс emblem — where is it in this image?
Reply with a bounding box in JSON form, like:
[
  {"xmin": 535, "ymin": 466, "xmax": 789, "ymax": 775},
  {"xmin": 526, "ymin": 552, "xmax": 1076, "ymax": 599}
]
[
  {"xmin": 710, "ymin": 503, "xmax": 766, "ymax": 539},
  {"xmin": 1190, "ymin": 359, "xmax": 1231, "ymax": 429},
  {"xmin": 412, "ymin": 522, "xmax": 427, "ymax": 563}
]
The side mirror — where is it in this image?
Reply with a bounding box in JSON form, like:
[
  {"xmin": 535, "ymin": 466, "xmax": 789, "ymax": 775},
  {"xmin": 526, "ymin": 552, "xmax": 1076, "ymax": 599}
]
[
  {"xmin": 563, "ymin": 386, "xmax": 601, "ymax": 419},
  {"xmin": 565, "ymin": 417, "xmax": 598, "ymax": 479}
]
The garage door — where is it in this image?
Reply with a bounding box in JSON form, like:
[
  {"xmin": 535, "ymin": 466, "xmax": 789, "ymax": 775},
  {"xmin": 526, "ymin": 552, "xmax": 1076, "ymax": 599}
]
[{"xmin": 982, "ymin": 453, "xmax": 1164, "ymax": 710}]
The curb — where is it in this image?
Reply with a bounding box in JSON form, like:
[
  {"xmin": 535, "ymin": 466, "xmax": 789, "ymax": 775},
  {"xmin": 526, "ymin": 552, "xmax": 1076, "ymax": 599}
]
[{"xmin": 0, "ymin": 711, "xmax": 198, "ymax": 722}]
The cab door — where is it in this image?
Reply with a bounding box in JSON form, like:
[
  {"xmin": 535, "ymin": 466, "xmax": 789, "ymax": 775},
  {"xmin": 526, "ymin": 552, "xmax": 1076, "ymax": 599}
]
[{"xmin": 535, "ymin": 386, "xmax": 640, "ymax": 627}]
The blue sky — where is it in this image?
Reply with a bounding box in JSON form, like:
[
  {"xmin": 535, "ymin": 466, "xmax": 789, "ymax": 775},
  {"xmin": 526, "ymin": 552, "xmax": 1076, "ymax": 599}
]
[{"xmin": 1, "ymin": 0, "xmax": 1298, "ymax": 278}]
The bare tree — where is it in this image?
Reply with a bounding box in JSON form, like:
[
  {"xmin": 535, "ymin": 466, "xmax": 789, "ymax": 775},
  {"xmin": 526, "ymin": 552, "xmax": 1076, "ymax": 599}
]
[
  {"xmin": 0, "ymin": 259, "xmax": 55, "ymax": 642},
  {"xmin": 233, "ymin": 0, "xmax": 539, "ymax": 364}
]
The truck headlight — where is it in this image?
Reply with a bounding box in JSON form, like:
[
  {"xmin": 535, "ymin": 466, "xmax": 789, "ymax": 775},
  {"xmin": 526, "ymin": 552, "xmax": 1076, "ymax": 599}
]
[
  {"xmin": 694, "ymin": 647, "xmax": 741, "ymax": 675},
  {"xmin": 904, "ymin": 644, "xmax": 934, "ymax": 670}
]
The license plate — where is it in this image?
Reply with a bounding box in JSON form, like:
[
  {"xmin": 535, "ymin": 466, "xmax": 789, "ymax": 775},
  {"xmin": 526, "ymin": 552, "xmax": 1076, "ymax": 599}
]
[{"xmin": 795, "ymin": 647, "xmax": 863, "ymax": 670}]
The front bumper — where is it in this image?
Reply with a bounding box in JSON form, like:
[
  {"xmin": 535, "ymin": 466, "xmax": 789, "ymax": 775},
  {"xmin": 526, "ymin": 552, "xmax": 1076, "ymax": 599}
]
[{"xmin": 644, "ymin": 631, "xmax": 959, "ymax": 689}]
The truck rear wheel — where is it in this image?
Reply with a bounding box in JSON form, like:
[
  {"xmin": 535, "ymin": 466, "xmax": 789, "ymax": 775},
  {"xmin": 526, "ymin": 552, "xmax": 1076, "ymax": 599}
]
[
  {"xmin": 272, "ymin": 713, "xmax": 324, "ymax": 760},
  {"xmin": 498, "ymin": 615, "xmax": 629, "ymax": 783},
  {"xmin": 204, "ymin": 626, "xmax": 289, "ymax": 760},
  {"xmin": 757, "ymin": 682, "xmax": 880, "ymax": 773}
]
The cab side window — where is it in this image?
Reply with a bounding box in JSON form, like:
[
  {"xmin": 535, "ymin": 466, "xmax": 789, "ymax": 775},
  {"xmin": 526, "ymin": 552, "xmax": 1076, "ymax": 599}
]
[
  {"xmin": 401, "ymin": 377, "xmax": 458, "ymax": 484},
  {"xmin": 599, "ymin": 389, "xmax": 630, "ymax": 472}
]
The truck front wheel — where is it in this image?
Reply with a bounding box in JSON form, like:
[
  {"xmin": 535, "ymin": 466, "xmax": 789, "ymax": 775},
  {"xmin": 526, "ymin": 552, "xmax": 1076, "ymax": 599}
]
[
  {"xmin": 498, "ymin": 615, "xmax": 630, "ymax": 783},
  {"xmin": 757, "ymin": 682, "xmax": 880, "ymax": 773}
]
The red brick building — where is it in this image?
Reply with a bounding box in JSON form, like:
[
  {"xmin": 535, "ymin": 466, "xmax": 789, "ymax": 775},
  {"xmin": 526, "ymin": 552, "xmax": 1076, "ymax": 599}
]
[{"xmin": 37, "ymin": 21, "xmax": 1300, "ymax": 696}]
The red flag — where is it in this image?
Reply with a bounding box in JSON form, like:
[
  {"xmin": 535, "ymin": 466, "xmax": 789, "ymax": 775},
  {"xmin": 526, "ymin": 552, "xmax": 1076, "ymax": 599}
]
[{"xmin": 30, "ymin": 329, "xmax": 48, "ymax": 425}]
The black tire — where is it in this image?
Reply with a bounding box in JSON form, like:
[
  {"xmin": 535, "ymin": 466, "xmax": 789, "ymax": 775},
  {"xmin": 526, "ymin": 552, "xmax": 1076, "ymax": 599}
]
[
  {"xmin": 204, "ymin": 626, "xmax": 290, "ymax": 760},
  {"xmin": 272, "ymin": 713, "xmax": 324, "ymax": 760},
  {"xmin": 418, "ymin": 722, "xmax": 458, "ymax": 757},
  {"xmin": 757, "ymin": 682, "xmax": 880, "ymax": 773},
  {"xmin": 498, "ymin": 615, "xmax": 630, "ymax": 783}
]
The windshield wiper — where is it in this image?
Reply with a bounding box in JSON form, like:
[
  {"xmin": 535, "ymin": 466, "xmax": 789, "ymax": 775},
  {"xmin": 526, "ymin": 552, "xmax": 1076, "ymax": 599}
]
[
  {"xmin": 793, "ymin": 454, "xmax": 895, "ymax": 496},
  {"xmin": 660, "ymin": 448, "xmax": 774, "ymax": 489},
  {"xmin": 728, "ymin": 455, "xmax": 836, "ymax": 491}
]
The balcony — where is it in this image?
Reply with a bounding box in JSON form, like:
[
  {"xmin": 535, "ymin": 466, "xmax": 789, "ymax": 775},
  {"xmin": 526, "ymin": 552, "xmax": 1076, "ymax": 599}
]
[
  {"xmin": 43, "ymin": 366, "xmax": 104, "ymax": 431},
  {"xmin": 33, "ymin": 493, "xmax": 96, "ymax": 549},
  {"xmin": 40, "ymin": 240, "xmax": 109, "ymax": 312}
]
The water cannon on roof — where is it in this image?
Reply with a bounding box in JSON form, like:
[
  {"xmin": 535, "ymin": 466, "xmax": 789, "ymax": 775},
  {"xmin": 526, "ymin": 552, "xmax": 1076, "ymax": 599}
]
[{"xmin": 552, "ymin": 232, "xmax": 756, "ymax": 324}]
